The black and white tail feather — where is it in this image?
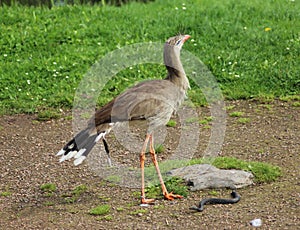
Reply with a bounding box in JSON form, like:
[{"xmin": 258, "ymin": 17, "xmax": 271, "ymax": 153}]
[{"xmin": 56, "ymin": 128, "xmax": 112, "ymax": 166}]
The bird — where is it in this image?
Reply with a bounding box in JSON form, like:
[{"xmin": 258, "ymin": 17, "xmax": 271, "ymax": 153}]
[{"xmin": 56, "ymin": 34, "xmax": 191, "ymax": 204}]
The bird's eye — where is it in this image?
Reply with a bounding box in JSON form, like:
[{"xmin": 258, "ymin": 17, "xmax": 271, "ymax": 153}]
[{"xmin": 175, "ymin": 40, "xmax": 182, "ymax": 46}]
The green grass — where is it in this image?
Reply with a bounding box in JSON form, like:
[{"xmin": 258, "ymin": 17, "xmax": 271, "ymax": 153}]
[
  {"xmin": 226, "ymin": 105, "xmax": 236, "ymax": 110},
  {"xmin": 208, "ymin": 190, "xmax": 219, "ymax": 196},
  {"xmin": 71, "ymin": 184, "xmax": 87, "ymax": 196},
  {"xmin": 199, "ymin": 116, "xmax": 213, "ymax": 124},
  {"xmin": 238, "ymin": 117, "xmax": 250, "ymax": 124},
  {"xmin": 166, "ymin": 119, "xmax": 177, "ymax": 127},
  {"xmin": 36, "ymin": 109, "xmax": 62, "ymax": 121},
  {"xmin": 40, "ymin": 183, "xmax": 57, "ymax": 193},
  {"xmin": 129, "ymin": 209, "xmax": 147, "ymax": 215},
  {"xmin": 154, "ymin": 144, "xmax": 165, "ymax": 154},
  {"xmin": 146, "ymin": 177, "xmax": 188, "ymax": 199},
  {"xmin": 292, "ymin": 101, "xmax": 300, "ymax": 107},
  {"xmin": 89, "ymin": 204, "xmax": 110, "ymax": 215},
  {"xmin": 189, "ymin": 157, "xmax": 282, "ymax": 183},
  {"xmin": 279, "ymin": 95, "xmax": 300, "ymax": 102},
  {"xmin": 63, "ymin": 184, "xmax": 88, "ymax": 203},
  {"xmin": 0, "ymin": 0, "xmax": 299, "ymax": 114},
  {"xmin": 229, "ymin": 111, "xmax": 244, "ymax": 117},
  {"xmin": 116, "ymin": 207, "xmax": 124, "ymax": 212},
  {"xmin": 0, "ymin": 191, "xmax": 12, "ymax": 197}
]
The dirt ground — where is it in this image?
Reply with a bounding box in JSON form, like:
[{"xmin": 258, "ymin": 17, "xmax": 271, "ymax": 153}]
[{"xmin": 0, "ymin": 100, "xmax": 299, "ymax": 229}]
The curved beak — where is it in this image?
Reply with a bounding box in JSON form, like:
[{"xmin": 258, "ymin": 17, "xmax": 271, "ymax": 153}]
[{"xmin": 183, "ymin": 35, "xmax": 191, "ymax": 43}]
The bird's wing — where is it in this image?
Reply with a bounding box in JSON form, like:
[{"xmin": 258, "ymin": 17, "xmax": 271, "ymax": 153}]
[{"xmin": 89, "ymin": 79, "xmax": 183, "ymax": 128}]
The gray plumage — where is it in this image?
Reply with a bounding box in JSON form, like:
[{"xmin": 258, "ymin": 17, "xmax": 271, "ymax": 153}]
[{"xmin": 56, "ymin": 34, "xmax": 191, "ymax": 198}]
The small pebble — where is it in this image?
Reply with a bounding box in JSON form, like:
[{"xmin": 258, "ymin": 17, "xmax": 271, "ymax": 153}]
[
  {"xmin": 140, "ymin": 203, "xmax": 149, "ymax": 207},
  {"xmin": 250, "ymin": 218, "xmax": 262, "ymax": 227}
]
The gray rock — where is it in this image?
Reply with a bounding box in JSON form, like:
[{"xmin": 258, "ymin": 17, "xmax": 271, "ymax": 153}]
[{"xmin": 167, "ymin": 164, "xmax": 254, "ymax": 191}]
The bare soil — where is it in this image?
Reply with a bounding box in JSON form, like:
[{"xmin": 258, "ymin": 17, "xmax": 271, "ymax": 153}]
[{"xmin": 0, "ymin": 100, "xmax": 299, "ymax": 229}]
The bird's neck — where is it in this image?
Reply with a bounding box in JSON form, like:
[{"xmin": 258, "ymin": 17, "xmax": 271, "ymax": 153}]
[
  {"xmin": 163, "ymin": 45, "xmax": 190, "ymax": 92},
  {"xmin": 165, "ymin": 66, "xmax": 190, "ymax": 91}
]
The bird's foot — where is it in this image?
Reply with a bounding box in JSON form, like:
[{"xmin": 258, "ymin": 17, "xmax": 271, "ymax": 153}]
[
  {"xmin": 141, "ymin": 197, "xmax": 156, "ymax": 205},
  {"xmin": 164, "ymin": 192, "xmax": 183, "ymax": 201}
]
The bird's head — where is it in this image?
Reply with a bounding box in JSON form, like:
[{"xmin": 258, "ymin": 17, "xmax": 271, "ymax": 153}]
[
  {"xmin": 164, "ymin": 34, "xmax": 190, "ymax": 70},
  {"xmin": 166, "ymin": 34, "xmax": 191, "ymax": 49}
]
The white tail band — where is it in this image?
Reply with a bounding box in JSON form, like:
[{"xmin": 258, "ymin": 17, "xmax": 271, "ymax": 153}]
[
  {"xmin": 74, "ymin": 156, "xmax": 87, "ymax": 166},
  {"xmin": 75, "ymin": 148, "xmax": 87, "ymax": 159},
  {"xmin": 56, "ymin": 149, "xmax": 65, "ymax": 156}
]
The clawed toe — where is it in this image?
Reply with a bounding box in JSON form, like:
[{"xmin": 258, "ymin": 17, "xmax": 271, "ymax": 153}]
[
  {"xmin": 164, "ymin": 192, "xmax": 183, "ymax": 201},
  {"xmin": 141, "ymin": 198, "xmax": 156, "ymax": 204}
]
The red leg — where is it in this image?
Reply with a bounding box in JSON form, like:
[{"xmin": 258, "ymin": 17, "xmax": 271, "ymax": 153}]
[
  {"xmin": 148, "ymin": 135, "xmax": 183, "ymax": 201},
  {"xmin": 140, "ymin": 134, "xmax": 155, "ymax": 204}
]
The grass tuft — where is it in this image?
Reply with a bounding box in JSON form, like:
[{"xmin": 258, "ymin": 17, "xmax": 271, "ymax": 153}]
[
  {"xmin": 40, "ymin": 183, "xmax": 57, "ymax": 193},
  {"xmin": 238, "ymin": 117, "xmax": 251, "ymax": 124},
  {"xmin": 146, "ymin": 177, "xmax": 188, "ymax": 199},
  {"xmin": 0, "ymin": 191, "xmax": 12, "ymax": 197},
  {"xmin": 189, "ymin": 157, "xmax": 282, "ymax": 183},
  {"xmin": 89, "ymin": 204, "xmax": 110, "ymax": 216},
  {"xmin": 166, "ymin": 119, "xmax": 177, "ymax": 127},
  {"xmin": 130, "ymin": 209, "xmax": 147, "ymax": 215},
  {"xmin": 199, "ymin": 116, "xmax": 213, "ymax": 124},
  {"xmin": 154, "ymin": 144, "xmax": 165, "ymax": 154},
  {"xmin": 37, "ymin": 109, "xmax": 61, "ymax": 121},
  {"xmin": 292, "ymin": 102, "xmax": 300, "ymax": 107},
  {"xmin": 63, "ymin": 184, "xmax": 88, "ymax": 203},
  {"xmin": 229, "ymin": 111, "xmax": 244, "ymax": 117},
  {"xmin": 72, "ymin": 184, "xmax": 87, "ymax": 196}
]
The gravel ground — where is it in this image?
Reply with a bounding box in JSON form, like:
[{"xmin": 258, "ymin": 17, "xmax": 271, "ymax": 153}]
[{"xmin": 0, "ymin": 100, "xmax": 299, "ymax": 229}]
